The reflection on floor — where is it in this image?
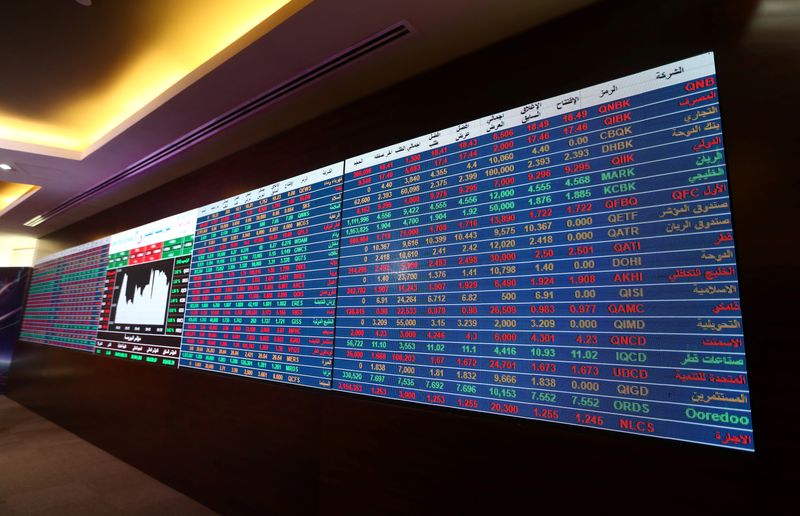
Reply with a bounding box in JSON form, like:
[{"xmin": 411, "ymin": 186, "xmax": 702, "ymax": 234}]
[{"xmin": 0, "ymin": 396, "xmax": 214, "ymax": 515}]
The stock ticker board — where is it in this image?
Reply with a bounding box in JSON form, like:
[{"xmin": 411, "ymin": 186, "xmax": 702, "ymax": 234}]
[
  {"xmin": 20, "ymin": 238, "xmax": 109, "ymax": 352},
  {"xmin": 18, "ymin": 53, "xmax": 753, "ymax": 450},
  {"xmin": 333, "ymin": 52, "xmax": 754, "ymax": 450},
  {"xmin": 95, "ymin": 210, "xmax": 197, "ymax": 367},
  {"xmin": 178, "ymin": 165, "xmax": 344, "ymax": 388}
]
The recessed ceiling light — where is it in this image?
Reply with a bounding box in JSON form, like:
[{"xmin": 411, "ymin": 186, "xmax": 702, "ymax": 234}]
[{"xmin": 0, "ymin": 163, "xmax": 12, "ymax": 170}]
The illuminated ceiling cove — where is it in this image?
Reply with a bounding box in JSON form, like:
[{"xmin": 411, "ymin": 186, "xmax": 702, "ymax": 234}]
[
  {"xmin": 0, "ymin": 181, "xmax": 40, "ymax": 218},
  {"xmin": 0, "ymin": 0, "xmax": 305, "ymax": 160}
]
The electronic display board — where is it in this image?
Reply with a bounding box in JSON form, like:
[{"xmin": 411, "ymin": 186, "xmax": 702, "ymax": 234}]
[
  {"xmin": 16, "ymin": 52, "xmax": 754, "ymax": 451},
  {"xmin": 20, "ymin": 238, "xmax": 110, "ymax": 352},
  {"xmin": 333, "ymin": 53, "xmax": 754, "ymax": 450},
  {"xmin": 178, "ymin": 164, "xmax": 343, "ymax": 388},
  {"xmin": 95, "ymin": 210, "xmax": 197, "ymax": 366}
]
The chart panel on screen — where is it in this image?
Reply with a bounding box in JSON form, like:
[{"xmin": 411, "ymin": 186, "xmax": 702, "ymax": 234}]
[
  {"xmin": 178, "ymin": 164, "xmax": 343, "ymax": 388},
  {"xmin": 95, "ymin": 210, "xmax": 197, "ymax": 366},
  {"xmin": 333, "ymin": 52, "xmax": 753, "ymax": 450},
  {"xmin": 20, "ymin": 238, "xmax": 110, "ymax": 352}
]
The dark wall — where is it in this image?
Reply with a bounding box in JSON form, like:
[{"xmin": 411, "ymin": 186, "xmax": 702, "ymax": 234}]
[
  {"xmin": 0, "ymin": 267, "xmax": 30, "ymax": 393},
  {"xmin": 11, "ymin": 0, "xmax": 794, "ymax": 513}
]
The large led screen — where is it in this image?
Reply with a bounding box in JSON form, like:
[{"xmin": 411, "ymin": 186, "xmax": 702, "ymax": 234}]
[
  {"xmin": 20, "ymin": 238, "xmax": 110, "ymax": 352},
  {"xmin": 17, "ymin": 52, "xmax": 752, "ymax": 450},
  {"xmin": 333, "ymin": 52, "xmax": 753, "ymax": 450},
  {"xmin": 95, "ymin": 210, "xmax": 197, "ymax": 366},
  {"xmin": 178, "ymin": 164, "xmax": 343, "ymax": 388}
]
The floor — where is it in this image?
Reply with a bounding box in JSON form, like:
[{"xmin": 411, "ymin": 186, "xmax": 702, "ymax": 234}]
[{"xmin": 0, "ymin": 396, "xmax": 215, "ymax": 515}]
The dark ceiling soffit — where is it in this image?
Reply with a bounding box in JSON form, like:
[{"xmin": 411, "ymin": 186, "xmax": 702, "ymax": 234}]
[{"xmin": 26, "ymin": 21, "xmax": 414, "ymax": 227}]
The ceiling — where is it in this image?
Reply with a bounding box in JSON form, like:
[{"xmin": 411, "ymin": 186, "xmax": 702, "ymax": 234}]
[
  {"xmin": 0, "ymin": 0, "xmax": 594, "ymax": 238},
  {"xmin": 0, "ymin": 0, "xmax": 301, "ymax": 158}
]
